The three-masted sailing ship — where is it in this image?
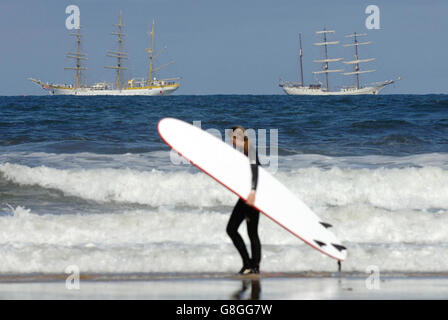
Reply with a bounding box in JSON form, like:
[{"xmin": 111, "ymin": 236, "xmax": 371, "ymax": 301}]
[
  {"xmin": 30, "ymin": 13, "xmax": 180, "ymax": 96},
  {"xmin": 279, "ymin": 28, "xmax": 400, "ymax": 95}
]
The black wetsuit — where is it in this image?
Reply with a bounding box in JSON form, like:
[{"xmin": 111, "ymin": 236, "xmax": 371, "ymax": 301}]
[{"xmin": 226, "ymin": 148, "xmax": 261, "ymax": 270}]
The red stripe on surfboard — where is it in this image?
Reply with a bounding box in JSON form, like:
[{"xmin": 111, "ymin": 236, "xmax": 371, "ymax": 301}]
[{"xmin": 157, "ymin": 118, "xmax": 344, "ymax": 261}]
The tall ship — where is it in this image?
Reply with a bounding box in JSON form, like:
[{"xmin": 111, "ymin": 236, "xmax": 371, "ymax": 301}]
[
  {"xmin": 279, "ymin": 28, "xmax": 400, "ymax": 95},
  {"xmin": 30, "ymin": 13, "xmax": 180, "ymax": 96}
]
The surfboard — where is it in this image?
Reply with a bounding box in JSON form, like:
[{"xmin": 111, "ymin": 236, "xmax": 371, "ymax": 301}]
[{"xmin": 157, "ymin": 118, "xmax": 347, "ymax": 261}]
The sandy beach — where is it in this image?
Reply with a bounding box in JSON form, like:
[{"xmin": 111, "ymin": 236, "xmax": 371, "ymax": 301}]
[{"xmin": 0, "ymin": 272, "xmax": 447, "ymax": 300}]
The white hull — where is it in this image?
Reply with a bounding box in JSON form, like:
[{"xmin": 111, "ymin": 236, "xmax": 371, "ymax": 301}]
[
  {"xmin": 280, "ymin": 80, "xmax": 396, "ymax": 96},
  {"xmin": 282, "ymin": 86, "xmax": 379, "ymax": 96},
  {"xmin": 43, "ymin": 85, "xmax": 178, "ymax": 96}
]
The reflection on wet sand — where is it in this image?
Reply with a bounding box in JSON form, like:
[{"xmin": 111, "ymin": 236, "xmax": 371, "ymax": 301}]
[{"xmin": 231, "ymin": 279, "xmax": 261, "ymax": 300}]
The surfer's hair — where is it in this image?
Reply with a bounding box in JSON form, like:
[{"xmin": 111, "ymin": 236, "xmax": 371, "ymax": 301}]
[{"xmin": 231, "ymin": 125, "xmax": 249, "ymax": 156}]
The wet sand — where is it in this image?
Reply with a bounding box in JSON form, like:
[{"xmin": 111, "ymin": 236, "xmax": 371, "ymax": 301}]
[{"xmin": 0, "ymin": 272, "xmax": 448, "ymax": 299}]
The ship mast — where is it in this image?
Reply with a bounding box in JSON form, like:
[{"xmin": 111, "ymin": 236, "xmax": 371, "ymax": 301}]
[
  {"xmin": 313, "ymin": 27, "xmax": 343, "ymax": 91},
  {"xmin": 105, "ymin": 12, "xmax": 128, "ymax": 90},
  {"xmin": 343, "ymin": 33, "xmax": 375, "ymax": 89},
  {"xmin": 147, "ymin": 21, "xmax": 155, "ymax": 85},
  {"xmin": 64, "ymin": 27, "xmax": 87, "ymax": 89},
  {"xmin": 298, "ymin": 33, "xmax": 304, "ymax": 86},
  {"xmin": 146, "ymin": 20, "xmax": 174, "ymax": 86}
]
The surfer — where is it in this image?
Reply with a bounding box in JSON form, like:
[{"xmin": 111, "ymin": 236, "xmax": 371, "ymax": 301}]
[{"xmin": 226, "ymin": 126, "xmax": 261, "ymax": 275}]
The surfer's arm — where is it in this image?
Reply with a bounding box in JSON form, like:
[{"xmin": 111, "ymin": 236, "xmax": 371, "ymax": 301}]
[
  {"xmin": 250, "ymin": 163, "xmax": 258, "ymax": 191},
  {"xmin": 247, "ymin": 148, "xmax": 259, "ymax": 206},
  {"xmin": 248, "ymin": 146, "xmax": 259, "ymax": 191}
]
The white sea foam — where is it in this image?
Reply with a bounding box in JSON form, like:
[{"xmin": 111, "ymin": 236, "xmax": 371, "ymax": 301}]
[
  {"xmin": 2, "ymin": 151, "xmax": 448, "ymax": 171},
  {"xmin": 0, "ymin": 163, "xmax": 235, "ymax": 207},
  {"xmin": 1, "ymin": 162, "xmax": 448, "ymax": 210},
  {"xmin": 0, "ymin": 204, "xmax": 448, "ymax": 273},
  {"xmin": 1, "ymin": 152, "xmax": 448, "ymax": 273}
]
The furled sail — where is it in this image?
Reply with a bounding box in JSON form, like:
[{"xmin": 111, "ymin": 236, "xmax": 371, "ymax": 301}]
[
  {"xmin": 343, "ymin": 58, "xmax": 375, "ymax": 64},
  {"xmin": 314, "ymin": 41, "xmax": 340, "ymax": 46},
  {"xmin": 314, "ymin": 58, "xmax": 344, "ymax": 63},
  {"xmin": 343, "ymin": 41, "xmax": 372, "ymax": 47},
  {"xmin": 343, "ymin": 70, "xmax": 375, "ymax": 75},
  {"xmin": 313, "ymin": 69, "xmax": 344, "ymax": 74}
]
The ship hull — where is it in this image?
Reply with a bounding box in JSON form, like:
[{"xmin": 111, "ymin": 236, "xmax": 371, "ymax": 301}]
[
  {"xmin": 281, "ymin": 85, "xmax": 383, "ymax": 96},
  {"xmin": 43, "ymin": 85, "xmax": 179, "ymax": 96}
]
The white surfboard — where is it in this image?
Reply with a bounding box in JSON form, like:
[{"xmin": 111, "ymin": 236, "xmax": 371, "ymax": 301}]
[{"xmin": 158, "ymin": 118, "xmax": 347, "ymax": 261}]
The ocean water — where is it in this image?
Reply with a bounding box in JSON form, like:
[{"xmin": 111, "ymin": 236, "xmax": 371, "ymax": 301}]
[{"xmin": 0, "ymin": 94, "xmax": 448, "ymax": 274}]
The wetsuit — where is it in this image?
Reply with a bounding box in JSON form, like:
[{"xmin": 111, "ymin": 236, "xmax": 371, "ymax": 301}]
[{"xmin": 226, "ymin": 146, "xmax": 261, "ymax": 271}]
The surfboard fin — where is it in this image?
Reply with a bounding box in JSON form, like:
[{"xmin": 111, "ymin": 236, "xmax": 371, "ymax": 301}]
[
  {"xmin": 319, "ymin": 222, "xmax": 332, "ymax": 229},
  {"xmin": 314, "ymin": 240, "xmax": 326, "ymax": 247},
  {"xmin": 331, "ymin": 243, "xmax": 347, "ymax": 252}
]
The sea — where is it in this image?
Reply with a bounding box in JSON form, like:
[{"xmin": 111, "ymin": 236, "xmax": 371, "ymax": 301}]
[{"xmin": 0, "ymin": 94, "xmax": 447, "ymax": 274}]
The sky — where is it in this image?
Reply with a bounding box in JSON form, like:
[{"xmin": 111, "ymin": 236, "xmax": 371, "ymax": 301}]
[{"xmin": 1, "ymin": 0, "xmax": 447, "ymax": 95}]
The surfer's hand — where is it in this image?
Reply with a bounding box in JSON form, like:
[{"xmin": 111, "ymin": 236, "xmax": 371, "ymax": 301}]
[{"xmin": 246, "ymin": 190, "xmax": 256, "ymax": 206}]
